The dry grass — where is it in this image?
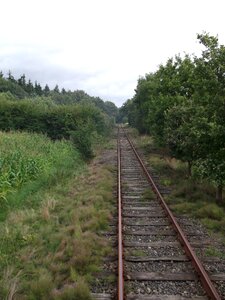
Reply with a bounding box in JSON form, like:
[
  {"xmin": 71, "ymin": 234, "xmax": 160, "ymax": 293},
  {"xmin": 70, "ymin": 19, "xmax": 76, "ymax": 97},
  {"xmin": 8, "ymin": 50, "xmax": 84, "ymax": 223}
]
[
  {"xmin": 0, "ymin": 143, "xmax": 115, "ymax": 298},
  {"xmin": 0, "ymin": 267, "xmax": 22, "ymax": 300},
  {"xmin": 40, "ymin": 197, "xmax": 56, "ymax": 221}
]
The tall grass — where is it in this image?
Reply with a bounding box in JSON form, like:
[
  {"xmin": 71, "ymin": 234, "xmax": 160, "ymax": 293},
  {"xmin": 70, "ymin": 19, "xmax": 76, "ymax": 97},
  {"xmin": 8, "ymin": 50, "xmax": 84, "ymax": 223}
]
[
  {"xmin": 0, "ymin": 134, "xmax": 114, "ymax": 299},
  {"xmin": 0, "ymin": 131, "xmax": 82, "ymax": 215}
]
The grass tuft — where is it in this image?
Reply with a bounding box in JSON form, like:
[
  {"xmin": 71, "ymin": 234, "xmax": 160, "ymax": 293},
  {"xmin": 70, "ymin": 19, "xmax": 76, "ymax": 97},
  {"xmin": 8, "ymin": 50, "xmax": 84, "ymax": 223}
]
[
  {"xmin": 53, "ymin": 280, "xmax": 93, "ymax": 300},
  {"xmin": 0, "ymin": 267, "xmax": 21, "ymax": 300},
  {"xmin": 30, "ymin": 269, "xmax": 54, "ymax": 300},
  {"xmin": 194, "ymin": 203, "xmax": 224, "ymax": 221}
]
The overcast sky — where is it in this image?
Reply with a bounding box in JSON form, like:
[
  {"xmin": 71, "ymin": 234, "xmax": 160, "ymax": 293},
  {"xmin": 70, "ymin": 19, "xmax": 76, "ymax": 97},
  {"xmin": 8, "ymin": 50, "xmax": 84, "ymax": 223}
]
[{"xmin": 1, "ymin": 0, "xmax": 225, "ymax": 106}]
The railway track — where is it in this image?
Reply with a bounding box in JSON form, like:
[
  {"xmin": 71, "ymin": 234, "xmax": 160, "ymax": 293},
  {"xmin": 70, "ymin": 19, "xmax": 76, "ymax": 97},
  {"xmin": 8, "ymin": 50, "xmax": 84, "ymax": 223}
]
[{"xmin": 93, "ymin": 128, "xmax": 224, "ymax": 300}]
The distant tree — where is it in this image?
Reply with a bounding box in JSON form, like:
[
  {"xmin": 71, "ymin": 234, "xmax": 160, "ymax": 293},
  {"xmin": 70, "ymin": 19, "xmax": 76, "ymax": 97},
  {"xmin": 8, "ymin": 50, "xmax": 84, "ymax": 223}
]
[
  {"xmin": 53, "ymin": 84, "xmax": 60, "ymax": 93},
  {"xmin": 119, "ymin": 98, "xmax": 139, "ymax": 126},
  {"xmin": 73, "ymin": 90, "xmax": 89, "ymax": 102},
  {"xmin": 43, "ymin": 84, "xmax": 50, "ymax": 96},
  {"xmin": 7, "ymin": 70, "xmax": 16, "ymax": 83},
  {"xmin": 0, "ymin": 71, "xmax": 3, "ymax": 78},
  {"xmin": 34, "ymin": 81, "xmax": 43, "ymax": 96},
  {"xmin": 61, "ymin": 87, "xmax": 66, "ymax": 94},
  {"xmin": 0, "ymin": 76, "xmax": 28, "ymax": 98},
  {"xmin": 102, "ymin": 101, "xmax": 118, "ymax": 118},
  {"xmin": 17, "ymin": 74, "xmax": 26, "ymax": 88},
  {"xmin": 26, "ymin": 79, "xmax": 34, "ymax": 94}
]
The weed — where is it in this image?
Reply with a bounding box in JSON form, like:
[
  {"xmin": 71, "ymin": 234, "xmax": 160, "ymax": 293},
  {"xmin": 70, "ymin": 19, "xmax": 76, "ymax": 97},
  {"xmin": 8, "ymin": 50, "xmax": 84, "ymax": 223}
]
[
  {"xmin": 161, "ymin": 178, "xmax": 172, "ymax": 186},
  {"xmin": 0, "ymin": 267, "xmax": 21, "ymax": 300},
  {"xmin": 106, "ymin": 274, "xmax": 116, "ymax": 283},
  {"xmin": 0, "ymin": 131, "xmax": 115, "ymax": 298},
  {"xmin": 204, "ymin": 246, "xmax": 225, "ymax": 259},
  {"xmin": 170, "ymin": 202, "xmax": 198, "ymax": 214},
  {"xmin": 201, "ymin": 218, "xmax": 225, "ymax": 233},
  {"xmin": 54, "ymin": 279, "xmax": 93, "ymax": 300},
  {"xmin": 30, "ymin": 269, "xmax": 54, "ymax": 300},
  {"xmin": 142, "ymin": 188, "xmax": 155, "ymax": 201},
  {"xmin": 194, "ymin": 203, "xmax": 224, "ymax": 221}
]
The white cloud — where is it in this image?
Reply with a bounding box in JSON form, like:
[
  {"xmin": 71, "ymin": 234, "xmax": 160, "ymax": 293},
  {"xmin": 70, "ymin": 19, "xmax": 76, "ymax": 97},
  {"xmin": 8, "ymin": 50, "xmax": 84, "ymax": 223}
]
[{"xmin": 1, "ymin": 0, "xmax": 225, "ymax": 106}]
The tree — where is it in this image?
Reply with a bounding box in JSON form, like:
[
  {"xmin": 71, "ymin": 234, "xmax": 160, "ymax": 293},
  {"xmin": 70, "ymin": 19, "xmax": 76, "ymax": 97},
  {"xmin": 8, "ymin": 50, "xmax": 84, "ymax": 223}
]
[
  {"xmin": 121, "ymin": 32, "xmax": 225, "ymax": 203},
  {"xmin": 26, "ymin": 79, "xmax": 34, "ymax": 94},
  {"xmin": 34, "ymin": 81, "xmax": 43, "ymax": 96},
  {"xmin": 7, "ymin": 70, "xmax": 16, "ymax": 83},
  {"xmin": 0, "ymin": 76, "xmax": 27, "ymax": 98},
  {"xmin": 18, "ymin": 74, "xmax": 26, "ymax": 88},
  {"xmin": 53, "ymin": 84, "xmax": 60, "ymax": 93},
  {"xmin": 61, "ymin": 87, "xmax": 66, "ymax": 94},
  {"xmin": 43, "ymin": 84, "xmax": 50, "ymax": 96},
  {"xmin": 165, "ymin": 103, "xmax": 195, "ymax": 176},
  {"xmin": 103, "ymin": 101, "xmax": 118, "ymax": 118}
]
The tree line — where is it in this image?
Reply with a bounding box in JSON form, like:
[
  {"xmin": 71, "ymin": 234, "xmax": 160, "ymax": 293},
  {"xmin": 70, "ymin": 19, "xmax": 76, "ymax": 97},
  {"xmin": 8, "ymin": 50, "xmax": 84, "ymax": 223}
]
[
  {"xmin": 0, "ymin": 72, "xmax": 117, "ymax": 159},
  {"xmin": 120, "ymin": 33, "xmax": 225, "ymax": 203},
  {"xmin": 0, "ymin": 71, "xmax": 118, "ymax": 119}
]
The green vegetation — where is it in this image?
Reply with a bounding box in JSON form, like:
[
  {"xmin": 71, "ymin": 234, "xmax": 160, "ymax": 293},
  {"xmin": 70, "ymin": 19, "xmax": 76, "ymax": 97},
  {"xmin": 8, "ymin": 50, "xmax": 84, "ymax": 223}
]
[
  {"xmin": 120, "ymin": 32, "xmax": 225, "ymax": 203},
  {"xmin": 0, "ymin": 72, "xmax": 117, "ymax": 298},
  {"xmin": 0, "ymin": 70, "xmax": 118, "ymax": 160},
  {"xmin": 0, "ymin": 72, "xmax": 118, "ymax": 120},
  {"xmin": 128, "ymin": 249, "xmax": 147, "ymax": 257},
  {"xmin": 204, "ymin": 246, "xmax": 225, "ymax": 259},
  {"xmin": 135, "ymin": 134, "xmax": 225, "ymax": 236},
  {"xmin": 0, "ymin": 93, "xmax": 114, "ymax": 163},
  {"xmin": 0, "ymin": 131, "xmax": 115, "ymax": 299},
  {"xmin": 70, "ymin": 125, "xmax": 95, "ymax": 160},
  {"xmin": 0, "ymin": 96, "xmax": 110, "ymax": 140},
  {"xmin": 0, "ymin": 131, "xmax": 82, "ymax": 218},
  {"xmin": 142, "ymin": 189, "xmax": 155, "ymax": 201}
]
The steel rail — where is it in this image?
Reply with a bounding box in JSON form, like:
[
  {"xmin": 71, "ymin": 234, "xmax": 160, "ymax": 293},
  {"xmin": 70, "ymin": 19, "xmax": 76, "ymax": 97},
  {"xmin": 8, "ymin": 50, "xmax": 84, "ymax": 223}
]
[
  {"xmin": 124, "ymin": 130, "xmax": 221, "ymax": 300},
  {"xmin": 117, "ymin": 128, "xmax": 124, "ymax": 300}
]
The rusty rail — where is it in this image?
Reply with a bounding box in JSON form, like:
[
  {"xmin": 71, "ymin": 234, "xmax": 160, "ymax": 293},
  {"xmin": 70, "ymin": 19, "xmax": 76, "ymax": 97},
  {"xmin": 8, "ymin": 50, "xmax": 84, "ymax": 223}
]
[
  {"xmin": 117, "ymin": 128, "xmax": 124, "ymax": 300},
  {"xmin": 123, "ymin": 130, "xmax": 221, "ymax": 300}
]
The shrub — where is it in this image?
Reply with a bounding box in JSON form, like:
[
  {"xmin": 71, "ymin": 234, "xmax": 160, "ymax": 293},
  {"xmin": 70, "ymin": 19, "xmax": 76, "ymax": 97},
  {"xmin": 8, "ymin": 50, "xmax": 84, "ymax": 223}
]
[
  {"xmin": 70, "ymin": 126, "xmax": 94, "ymax": 160},
  {"xmin": 194, "ymin": 203, "xmax": 224, "ymax": 221},
  {"xmin": 30, "ymin": 270, "xmax": 53, "ymax": 300},
  {"xmin": 0, "ymin": 97, "xmax": 111, "ymax": 141},
  {"xmin": 54, "ymin": 280, "xmax": 93, "ymax": 300}
]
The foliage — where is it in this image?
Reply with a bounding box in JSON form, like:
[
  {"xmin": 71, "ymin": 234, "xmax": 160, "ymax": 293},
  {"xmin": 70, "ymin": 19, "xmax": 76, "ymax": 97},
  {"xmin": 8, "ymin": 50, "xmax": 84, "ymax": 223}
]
[
  {"xmin": 0, "ymin": 71, "xmax": 118, "ymax": 120},
  {"xmin": 121, "ymin": 32, "xmax": 225, "ymax": 202},
  {"xmin": 135, "ymin": 132, "xmax": 225, "ymax": 235},
  {"xmin": 0, "ymin": 95, "xmax": 112, "ymax": 158},
  {"xmin": 0, "ymin": 77, "xmax": 28, "ymax": 99},
  {"xmin": 0, "ymin": 139, "xmax": 114, "ymax": 298},
  {"xmin": 194, "ymin": 203, "xmax": 224, "ymax": 220},
  {"xmin": 70, "ymin": 125, "xmax": 94, "ymax": 160},
  {"xmin": 0, "ymin": 131, "xmax": 82, "ymax": 207}
]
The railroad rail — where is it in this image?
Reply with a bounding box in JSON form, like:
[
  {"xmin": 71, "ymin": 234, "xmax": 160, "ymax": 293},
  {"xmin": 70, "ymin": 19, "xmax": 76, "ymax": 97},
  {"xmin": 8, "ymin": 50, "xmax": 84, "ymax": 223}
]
[
  {"xmin": 117, "ymin": 128, "xmax": 221, "ymax": 300},
  {"xmin": 93, "ymin": 127, "xmax": 224, "ymax": 300}
]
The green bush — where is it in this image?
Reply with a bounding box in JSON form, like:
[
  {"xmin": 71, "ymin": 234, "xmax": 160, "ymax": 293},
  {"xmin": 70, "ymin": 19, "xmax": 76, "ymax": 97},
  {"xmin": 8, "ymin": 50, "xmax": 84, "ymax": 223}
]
[
  {"xmin": 70, "ymin": 126, "xmax": 94, "ymax": 160},
  {"xmin": 194, "ymin": 203, "xmax": 224, "ymax": 221},
  {"xmin": 0, "ymin": 97, "xmax": 110, "ymax": 141}
]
